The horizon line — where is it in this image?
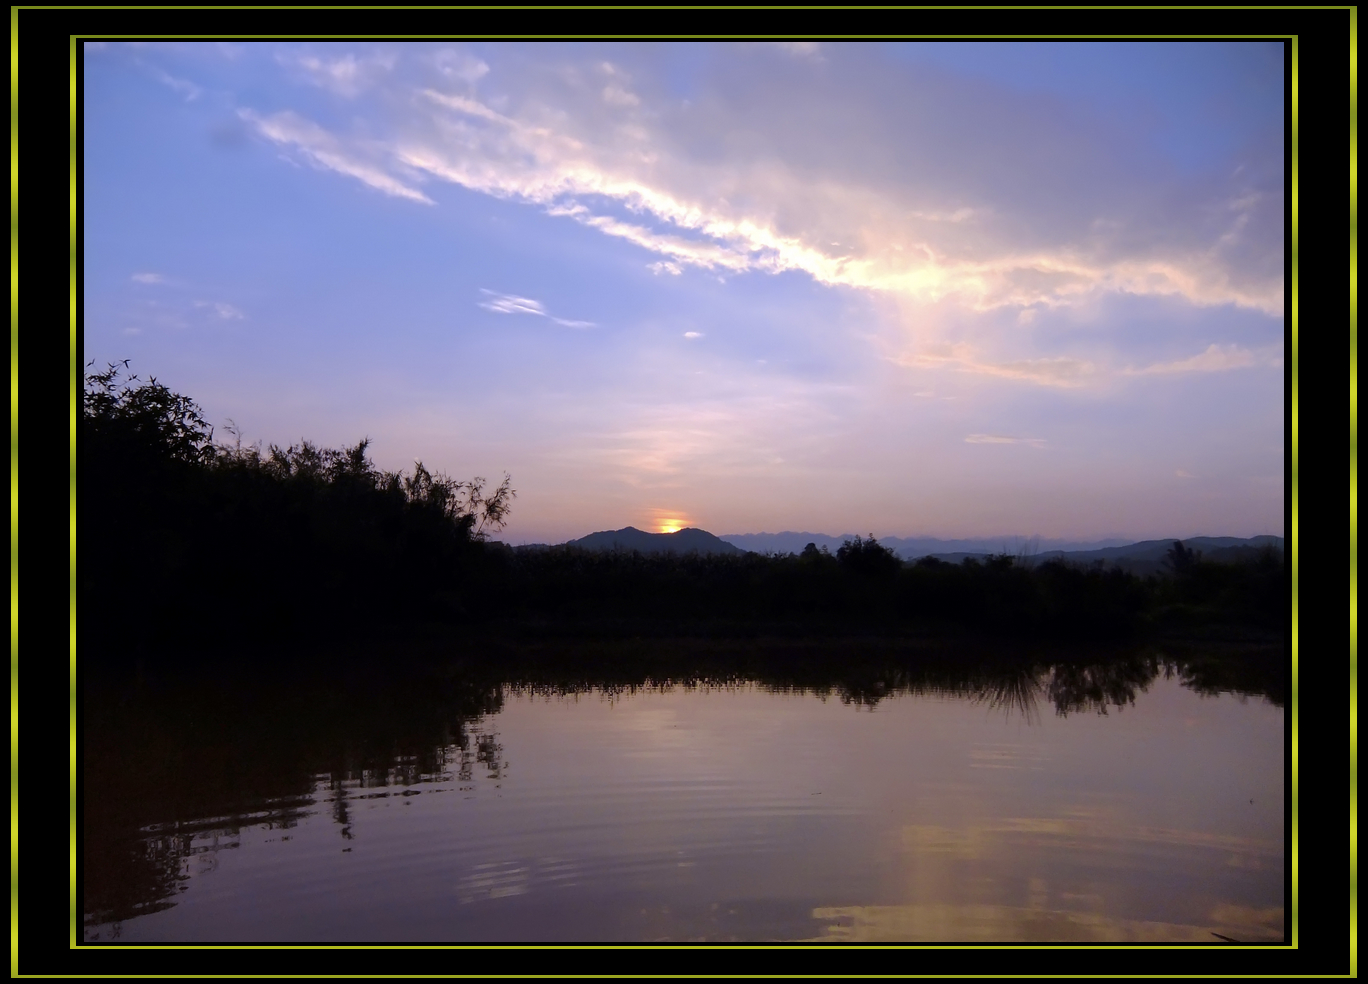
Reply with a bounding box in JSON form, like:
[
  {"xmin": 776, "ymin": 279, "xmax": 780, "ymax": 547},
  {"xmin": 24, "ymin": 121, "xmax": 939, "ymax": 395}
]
[{"xmin": 496, "ymin": 529, "xmax": 1285, "ymax": 547}]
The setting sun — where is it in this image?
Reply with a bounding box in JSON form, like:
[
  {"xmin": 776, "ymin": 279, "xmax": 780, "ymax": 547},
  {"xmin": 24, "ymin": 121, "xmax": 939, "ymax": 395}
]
[{"xmin": 651, "ymin": 508, "xmax": 689, "ymax": 534}]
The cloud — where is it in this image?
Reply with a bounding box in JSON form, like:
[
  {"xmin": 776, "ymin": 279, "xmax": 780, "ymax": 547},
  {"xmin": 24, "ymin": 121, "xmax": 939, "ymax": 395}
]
[
  {"xmin": 683, "ymin": 331, "xmax": 703, "ymax": 339},
  {"xmin": 576, "ymin": 387, "xmax": 826, "ymax": 484},
  {"xmin": 894, "ymin": 346, "xmax": 1095, "ymax": 388},
  {"xmin": 773, "ymin": 42, "xmax": 823, "ymax": 62},
  {"xmin": 434, "ymin": 50, "xmax": 489, "ymax": 86},
  {"xmin": 478, "ymin": 289, "xmax": 594, "ymax": 328},
  {"xmin": 478, "ymin": 290, "xmax": 545, "ymax": 316},
  {"xmin": 1125, "ymin": 343, "xmax": 1262, "ymax": 375},
  {"xmin": 238, "ymin": 108, "xmax": 434, "ymax": 204},
  {"xmin": 234, "ymin": 43, "xmax": 1281, "ymax": 383},
  {"xmin": 370, "ymin": 50, "xmax": 1280, "ymax": 317},
  {"xmin": 602, "ymin": 84, "xmax": 640, "ymax": 107},
  {"xmin": 131, "ymin": 272, "xmax": 164, "ymax": 284},
  {"xmin": 145, "ymin": 64, "xmax": 202, "ymax": 101},
  {"xmin": 899, "ymin": 337, "xmax": 1278, "ymax": 388},
  {"xmin": 984, "ymin": 357, "xmax": 1096, "ymax": 386},
  {"xmin": 965, "ymin": 434, "xmax": 1047, "ymax": 448},
  {"xmin": 282, "ymin": 50, "xmax": 396, "ymax": 97},
  {"xmin": 195, "ymin": 300, "xmax": 245, "ymax": 320},
  {"xmin": 543, "ymin": 203, "xmax": 760, "ymax": 274}
]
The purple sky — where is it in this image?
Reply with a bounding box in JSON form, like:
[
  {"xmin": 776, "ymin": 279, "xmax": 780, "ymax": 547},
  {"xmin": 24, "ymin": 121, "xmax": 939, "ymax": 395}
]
[{"xmin": 82, "ymin": 41, "xmax": 1285, "ymax": 542}]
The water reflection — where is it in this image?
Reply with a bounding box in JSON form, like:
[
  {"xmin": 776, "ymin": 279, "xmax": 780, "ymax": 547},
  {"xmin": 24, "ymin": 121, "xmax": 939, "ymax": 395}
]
[
  {"xmin": 81, "ymin": 640, "xmax": 1284, "ymax": 942},
  {"xmin": 809, "ymin": 902, "xmax": 1286, "ymax": 943}
]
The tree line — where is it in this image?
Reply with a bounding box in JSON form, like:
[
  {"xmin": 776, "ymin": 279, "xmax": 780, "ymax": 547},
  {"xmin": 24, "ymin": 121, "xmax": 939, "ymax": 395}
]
[{"xmin": 79, "ymin": 366, "xmax": 1286, "ymax": 664}]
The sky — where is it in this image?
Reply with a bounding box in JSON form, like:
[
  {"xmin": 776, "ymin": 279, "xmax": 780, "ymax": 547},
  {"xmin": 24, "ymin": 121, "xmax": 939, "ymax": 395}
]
[{"xmin": 81, "ymin": 41, "xmax": 1286, "ymax": 544}]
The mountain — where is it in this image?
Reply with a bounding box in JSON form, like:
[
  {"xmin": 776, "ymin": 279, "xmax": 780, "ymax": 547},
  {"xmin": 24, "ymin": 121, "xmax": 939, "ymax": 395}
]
[
  {"xmin": 716, "ymin": 531, "xmax": 1283, "ymax": 571},
  {"xmin": 507, "ymin": 529, "xmax": 1283, "ymax": 571},
  {"xmin": 718, "ymin": 532, "xmax": 1133, "ymax": 559},
  {"xmin": 563, "ymin": 526, "xmax": 746, "ymax": 556},
  {"xmin": 1023, "ymin": 536, "xmax": 1283, "ymax": 575}
]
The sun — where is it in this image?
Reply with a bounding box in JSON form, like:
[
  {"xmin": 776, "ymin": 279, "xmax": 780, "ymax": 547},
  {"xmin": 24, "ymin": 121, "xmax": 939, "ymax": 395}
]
[
  {"xmin": 649, "ymin": 507, "xmax": 690, "ymax": 534},
  {"xmin": 652, "ymin": 510, "xmax": 688, "ymax": 534}
]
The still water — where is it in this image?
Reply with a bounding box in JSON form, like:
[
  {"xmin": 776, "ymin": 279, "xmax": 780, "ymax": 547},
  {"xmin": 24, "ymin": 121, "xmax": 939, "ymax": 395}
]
[{"xmin": 82, "ymin": 650, "xmax": 1285, "ymax": 943}]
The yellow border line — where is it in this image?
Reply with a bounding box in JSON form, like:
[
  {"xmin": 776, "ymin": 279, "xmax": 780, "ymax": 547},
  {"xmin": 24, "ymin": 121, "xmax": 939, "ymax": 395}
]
[
  {"xmin": 8, "ymin": 6, "xmax": 17, "ymax": 981},
  {"xmin": 1348, "ymin": 9, "xmax": 1360, "ymax": 980},
  {"xmin": 1290, "ymin": 30, "xmax": 1301, "ymax": 957},
  {"xmin": 14, "ymin": 4, "xmax": 1358, "ymax": 13},
  {"xmin": 0, "ymin": 975, "xmax": 1346, "ymax": 978},
  {"xmin": 54, "ymin": 32, "xmax": 1317, "ymax": 38},
  {"xmin": 66, "ymin": 22, "xmax": 78, "ymax": 964},
  {"xmin": 14, "ymin": 5, "xmax": 1356, "ymax": 12}
]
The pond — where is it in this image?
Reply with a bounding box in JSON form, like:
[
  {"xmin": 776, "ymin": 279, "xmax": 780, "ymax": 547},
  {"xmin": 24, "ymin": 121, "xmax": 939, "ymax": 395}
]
[{"xmin": 81, "ymin": 644, "xmax": 1286, "ymax": 943}]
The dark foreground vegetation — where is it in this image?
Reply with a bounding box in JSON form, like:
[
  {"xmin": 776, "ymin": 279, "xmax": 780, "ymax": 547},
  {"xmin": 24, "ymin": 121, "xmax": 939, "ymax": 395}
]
[{"xmin": 81, "ymin": 365, "xmax": 1287, "ymax": 668}]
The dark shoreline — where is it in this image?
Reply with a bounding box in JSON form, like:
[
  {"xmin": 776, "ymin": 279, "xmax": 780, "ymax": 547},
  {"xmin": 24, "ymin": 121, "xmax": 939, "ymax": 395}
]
[
  {"xmin": 80, "ymin": 364, "xmax": 1289, "ymax": 676},
  {"xmin": 82, "ymin": 625, "xmax": 1287, "ymax": 706}
]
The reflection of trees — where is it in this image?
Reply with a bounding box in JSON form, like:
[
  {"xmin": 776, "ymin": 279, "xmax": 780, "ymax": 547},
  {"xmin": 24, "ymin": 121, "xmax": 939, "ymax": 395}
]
[
  {"xmin": 1044, "ymin": 655, "xmax": 1162, "ymax": 717},
  {"xmin": 962, "ymin": 664, "xmax": 1044, "ymax": 725},
  {"xmin": 1165, "ymin": 644, "xmax": 1286, "ymax": 708},
  {"xmin": 83, "ymin": 796, "xmax": 315, "ymax": 938},
  {"xmin": 82, "ymin": 639, "xmax": 1284, "ymax": 935},
  {"xmin": 82, "ymin": 664, "xmax": 507, "ymax": 935},
  {"xmin": 794, "ymin": 654, "xmax": 1162, "ymax": 721}
]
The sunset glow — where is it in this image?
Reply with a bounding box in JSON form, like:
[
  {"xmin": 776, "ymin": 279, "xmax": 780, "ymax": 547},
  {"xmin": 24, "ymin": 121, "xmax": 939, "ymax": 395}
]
[
  {"xmin": 652, "ymin": 508, "xmax": 689, "ymax": 534},
  {"xmin": 82, "ymin": 41, "xmax": 1284, "ymax": 544}
]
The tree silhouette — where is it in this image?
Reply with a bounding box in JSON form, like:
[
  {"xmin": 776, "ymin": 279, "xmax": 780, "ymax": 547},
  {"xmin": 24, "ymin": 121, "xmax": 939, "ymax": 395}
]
[
  {"xmin": 1164, "ymin": 540, "xmax": 1202, "ymax": 575},
  {"xmin": 836, "ymin": 535, "xmax": 902, "ymax": 577},
  {"xmin": 80, "ymin": 363, "xmax": 517, "ymax": 656}
]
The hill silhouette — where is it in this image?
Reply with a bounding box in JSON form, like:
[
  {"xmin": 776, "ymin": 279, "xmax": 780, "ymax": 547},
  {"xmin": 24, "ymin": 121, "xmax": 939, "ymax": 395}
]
[
  {"xmin": 564, "ymin": 526, "xmax": 745, "ymax": 555},
  {"xmin": 1025, "ymin": 536, "xmax": 1283, "ymax": 575},
  {"xmin": 718, "ymin": 532, "xmax": 1282, "ymax": 565},
  {"xmin": 719, "ymin": 532, "xmax": 1131, "ymax": 557}
]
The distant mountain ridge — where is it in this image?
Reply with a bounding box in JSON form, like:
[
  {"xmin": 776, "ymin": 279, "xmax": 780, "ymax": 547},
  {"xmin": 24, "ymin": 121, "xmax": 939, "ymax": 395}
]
[
  {"xmin": 508, "ymin": 529, "xmax": 1282, "ymax": 569},
  {"xmin": 718, "ymin": 532, "xmax": 1282, "ymax": 571},
  {"xmin": 560, "ymin": 526, "xmax": 746, "ymax": 555},
  {"xmin": 1021, "ymin": 536, "xmax": 1283, "ymax": 576},
  {"xmin": 719, "ymin": 532, "xmax": 1136, "ymax": 557}
]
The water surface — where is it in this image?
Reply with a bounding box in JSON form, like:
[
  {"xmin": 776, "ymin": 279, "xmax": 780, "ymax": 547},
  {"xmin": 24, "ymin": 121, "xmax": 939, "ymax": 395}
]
[{"xmin": 82, "ymin": 648, "xmax": 1285, "ymax": 943}]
